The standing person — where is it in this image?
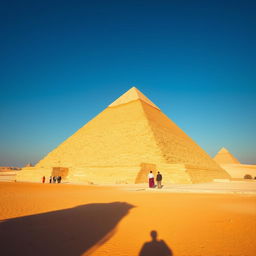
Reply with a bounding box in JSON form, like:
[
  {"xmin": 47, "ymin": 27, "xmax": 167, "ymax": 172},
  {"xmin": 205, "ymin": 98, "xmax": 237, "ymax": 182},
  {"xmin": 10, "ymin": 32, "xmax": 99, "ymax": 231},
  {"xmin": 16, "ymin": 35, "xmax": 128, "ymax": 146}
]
[
  {"xmin": 53, "ymin": 176, "xmax": 56, "ymax": 183},
  {"xmin": 156, "ymin": 171, "xmax": 162, "ymax": 189},
  {"xmin": 148, "ymin": 171, "xmax": 155, "ymax": 188},
  {"xmin": 42, "ymin": 176, "xmax": 45, "ymax": 183},
  {"xmin": 58, "ymin": 176, "xmax": 62, "ymax": 183},
  {"xmin": 49, "ymin": 176, "xmax": 52, "ymax": 183}
]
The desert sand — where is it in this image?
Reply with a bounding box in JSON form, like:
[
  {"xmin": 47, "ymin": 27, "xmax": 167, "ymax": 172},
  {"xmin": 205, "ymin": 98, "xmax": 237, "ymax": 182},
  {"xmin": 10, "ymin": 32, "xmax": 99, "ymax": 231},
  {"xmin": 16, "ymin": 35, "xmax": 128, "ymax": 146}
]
[{"xmin": 0, "ymin": 182, "xmax": 255, "ymax": 256}]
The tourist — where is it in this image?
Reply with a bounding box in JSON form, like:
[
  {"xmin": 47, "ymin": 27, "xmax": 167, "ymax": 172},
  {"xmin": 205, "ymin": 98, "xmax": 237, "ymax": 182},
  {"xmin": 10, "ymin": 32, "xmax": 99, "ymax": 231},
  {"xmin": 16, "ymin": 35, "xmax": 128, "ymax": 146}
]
[
  {"xmin": 42, "ymin": 176, "xmax": 45, "ymax": 183},
  {"xmin": 148, "ymin": 171, "xmax": 155, "ymax": 188},
  {"xmin": 53, "ymin": 176, "xmax": 56, "ymax": 183},
  {"xmin": 58, "ymin": 176, "xmax": 62, "ymax": 183},
  {"xmin": 49, "ymin": 176, "xmax": 52, "ymax": 183},
  {"xmin": 156, "ymin": 171, "xmax": 162, "ymax": 189}
]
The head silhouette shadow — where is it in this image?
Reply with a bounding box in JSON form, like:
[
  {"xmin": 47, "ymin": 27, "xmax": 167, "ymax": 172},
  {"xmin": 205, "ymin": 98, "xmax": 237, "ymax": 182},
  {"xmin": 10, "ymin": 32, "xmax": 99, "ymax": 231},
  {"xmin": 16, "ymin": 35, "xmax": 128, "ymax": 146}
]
[{"xmin": 139, "ymin": 230, "xmax": 173, "ymax": 256}]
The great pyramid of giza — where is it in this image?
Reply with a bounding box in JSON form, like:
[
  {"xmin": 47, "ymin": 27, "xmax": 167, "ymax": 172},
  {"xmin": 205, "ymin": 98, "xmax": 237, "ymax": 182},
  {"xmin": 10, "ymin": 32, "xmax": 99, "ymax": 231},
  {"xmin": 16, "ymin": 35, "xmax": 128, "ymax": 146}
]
[
  {"xmin": 17, "ymin": 87, "xmax": 230, "ymax": 184},
  {"xmin": 213, "ymin": 147, "xmax": 240, "ymax": 164}
]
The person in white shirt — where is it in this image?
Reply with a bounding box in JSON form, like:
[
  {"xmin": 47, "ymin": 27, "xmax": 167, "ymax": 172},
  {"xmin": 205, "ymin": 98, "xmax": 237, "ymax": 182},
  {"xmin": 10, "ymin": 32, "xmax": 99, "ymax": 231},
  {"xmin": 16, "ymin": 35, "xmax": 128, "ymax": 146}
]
[{"xmin": 148, "ymin": 171, "xmax": 155, "ymax": 188}]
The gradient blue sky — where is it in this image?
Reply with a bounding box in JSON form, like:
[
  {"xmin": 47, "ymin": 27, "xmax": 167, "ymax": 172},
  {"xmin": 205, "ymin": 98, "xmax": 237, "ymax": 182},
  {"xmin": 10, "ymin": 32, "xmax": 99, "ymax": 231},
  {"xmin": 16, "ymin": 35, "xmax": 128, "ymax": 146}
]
[{"xmin": 0, "ymin": 0, "xmax": 255, "ymax": 166}]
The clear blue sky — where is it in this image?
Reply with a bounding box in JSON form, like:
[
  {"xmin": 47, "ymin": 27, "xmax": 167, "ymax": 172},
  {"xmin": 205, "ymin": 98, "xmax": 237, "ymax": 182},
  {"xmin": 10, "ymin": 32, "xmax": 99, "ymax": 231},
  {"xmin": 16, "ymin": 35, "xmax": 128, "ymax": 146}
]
[{"xmin": 0, "ymin": 0, "xmax": 255, "ymax": 166}]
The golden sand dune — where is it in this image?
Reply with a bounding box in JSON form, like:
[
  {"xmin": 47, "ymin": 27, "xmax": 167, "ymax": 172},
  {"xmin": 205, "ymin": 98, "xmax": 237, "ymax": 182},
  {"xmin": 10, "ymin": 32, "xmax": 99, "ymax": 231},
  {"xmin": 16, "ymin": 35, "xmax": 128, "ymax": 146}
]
[{"xmin": 0, "ymin": 182, "xmax": 255, "ymax": 256}]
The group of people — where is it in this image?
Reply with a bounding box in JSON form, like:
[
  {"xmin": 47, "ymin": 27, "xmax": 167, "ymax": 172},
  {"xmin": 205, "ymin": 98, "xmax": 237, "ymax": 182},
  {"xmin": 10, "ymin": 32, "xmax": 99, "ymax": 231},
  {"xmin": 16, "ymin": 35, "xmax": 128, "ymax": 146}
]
[
  {"xmin": 42, "ymin": 176, "xmax": 62, "ymax": 184},
  {"xmin": 148, "ymin": 171, "xmax": 162, "ymax": 188},
  {"xmin": 42, "ymin": 171, "xmax": 162, "ymax": 187}
]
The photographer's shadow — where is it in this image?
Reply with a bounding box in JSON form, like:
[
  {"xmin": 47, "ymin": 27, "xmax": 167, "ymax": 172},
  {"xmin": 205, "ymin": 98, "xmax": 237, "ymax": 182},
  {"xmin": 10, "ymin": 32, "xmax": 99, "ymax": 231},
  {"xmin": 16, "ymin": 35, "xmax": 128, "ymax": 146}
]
[{"xmin": 139, "ymin": 230, "xmax": 173, "ymax": 256}]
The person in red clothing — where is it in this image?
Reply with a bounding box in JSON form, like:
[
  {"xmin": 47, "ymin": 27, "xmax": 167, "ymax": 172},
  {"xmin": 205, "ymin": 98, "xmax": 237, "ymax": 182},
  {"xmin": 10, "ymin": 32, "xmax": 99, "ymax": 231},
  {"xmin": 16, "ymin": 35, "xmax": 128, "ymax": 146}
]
[
  {"xmin": 148, "ymin": 171, "xmax": 155, "ymax": 188},
  {"xmin": 42, "ymin": 176, "xmax": 45, "ymax": 183}
]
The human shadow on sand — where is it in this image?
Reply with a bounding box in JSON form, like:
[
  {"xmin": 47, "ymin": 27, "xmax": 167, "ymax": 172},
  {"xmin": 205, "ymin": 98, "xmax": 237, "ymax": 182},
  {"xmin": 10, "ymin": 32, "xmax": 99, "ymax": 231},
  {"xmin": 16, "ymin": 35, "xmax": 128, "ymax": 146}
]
[
  {"xmin": 139, "ymin": 230, "xmax": 173, "ymax": 256},
  {"xmin": 0, "ymin": 202, "xmax": 134, "ymax": 256}
]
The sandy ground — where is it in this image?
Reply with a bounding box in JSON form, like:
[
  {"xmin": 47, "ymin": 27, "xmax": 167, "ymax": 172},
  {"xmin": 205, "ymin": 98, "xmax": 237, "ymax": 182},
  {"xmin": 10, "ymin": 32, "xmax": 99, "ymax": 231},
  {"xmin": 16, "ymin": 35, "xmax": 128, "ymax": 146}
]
[{"xmin": 0, "ymin": 182, "xmax": 256, "ymax": 256}]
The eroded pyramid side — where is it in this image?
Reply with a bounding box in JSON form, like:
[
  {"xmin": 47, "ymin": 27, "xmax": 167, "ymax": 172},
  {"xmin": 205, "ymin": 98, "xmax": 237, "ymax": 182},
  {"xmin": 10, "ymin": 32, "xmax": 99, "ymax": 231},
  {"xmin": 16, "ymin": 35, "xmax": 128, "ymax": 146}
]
[
  {"xmin": 36, "ymin": 100, "xmax": 164, "ymax": 167},
  {"xmin": 140, "ymin": 101, "xmax": 230, "ymax": 182}
]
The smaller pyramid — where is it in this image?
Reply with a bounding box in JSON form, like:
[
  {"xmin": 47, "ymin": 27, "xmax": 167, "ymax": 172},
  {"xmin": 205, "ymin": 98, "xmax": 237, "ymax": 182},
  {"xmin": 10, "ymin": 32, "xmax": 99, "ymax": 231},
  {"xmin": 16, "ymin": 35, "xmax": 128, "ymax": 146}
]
[{"xmin": 213, "ymin": 147, "xmax": 240, "ymax": 164}]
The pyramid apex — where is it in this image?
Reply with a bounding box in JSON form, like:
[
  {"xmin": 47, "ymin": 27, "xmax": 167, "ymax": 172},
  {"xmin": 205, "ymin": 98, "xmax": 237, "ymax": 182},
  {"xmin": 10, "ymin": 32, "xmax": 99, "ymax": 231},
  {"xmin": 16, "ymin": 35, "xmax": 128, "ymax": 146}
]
[
  {"xmin": 219, "ymin": 147, "xmax": 229, "ymax": 153},
  {"xmin": 128, "ymin": 86, "xmax": 140, "ymax": 93},
  {"xmin": 109, "ymin": 87, "xmax": 160, "ymax": 110}
]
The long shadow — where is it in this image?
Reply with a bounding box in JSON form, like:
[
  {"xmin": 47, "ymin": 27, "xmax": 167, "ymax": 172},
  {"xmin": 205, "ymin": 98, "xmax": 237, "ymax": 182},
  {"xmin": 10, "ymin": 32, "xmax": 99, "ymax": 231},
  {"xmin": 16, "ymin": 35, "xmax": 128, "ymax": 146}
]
[
  {"xmin": 139, "ymin": 230, "xmax": 173, "ymax": 256},
  {"xmin": 0, "ymin": 202, "xmax": 134, "ymax": 256}
]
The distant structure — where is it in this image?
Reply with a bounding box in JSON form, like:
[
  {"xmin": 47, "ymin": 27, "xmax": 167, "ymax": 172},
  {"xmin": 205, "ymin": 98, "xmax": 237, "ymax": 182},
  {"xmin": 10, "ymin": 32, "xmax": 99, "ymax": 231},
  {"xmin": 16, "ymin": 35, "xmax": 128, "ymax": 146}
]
[
  {"xmin": 0, "ymin": 166, "xmax": 21, "ymax": 182},
  {"xmin": 24, "ymin": 163, "xmax": 33, "ymax": 167},
  {"xmin": 214, "ymin": 147, "xmax": 256, "ymax": 180},
  {"xmin": 213, "ymin": 147, "xmax": 240, "ymax": 164},
  {"xmin": 17, "ymin": 87, "xmax": 230, "ymax": 184},
  {"xmin": 0, "ymin": 167, "xmax": 21, "ymax": 172}
]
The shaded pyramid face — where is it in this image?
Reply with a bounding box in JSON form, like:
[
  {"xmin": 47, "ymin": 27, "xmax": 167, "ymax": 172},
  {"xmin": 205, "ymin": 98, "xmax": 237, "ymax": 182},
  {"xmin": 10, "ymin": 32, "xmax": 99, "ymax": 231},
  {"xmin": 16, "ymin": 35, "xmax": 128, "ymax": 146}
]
[
  {"xmin": 213, "ymin": 147, "xmax": 240, "ymax": 164},
  {"xmin": 32, "ymin": 87, "xmax": 229, "ymax": 183}
]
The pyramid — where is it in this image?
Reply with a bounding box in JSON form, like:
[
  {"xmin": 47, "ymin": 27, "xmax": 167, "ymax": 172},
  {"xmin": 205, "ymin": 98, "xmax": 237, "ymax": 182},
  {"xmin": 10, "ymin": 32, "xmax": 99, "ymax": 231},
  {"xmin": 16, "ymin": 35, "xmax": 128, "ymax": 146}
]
[
  {"xmin": 213, "ymin": 147, "xmax": 240, "ymax": 164},
  {"xmin": 17, "ymin": 87, "xmax": 230, "ymax": 184},
  {"xmin": 213, "ymin": 147, "xmax": 256, "ymax": 180},
  {"xmin": 24, "ymin": 162, "xmax": 33, "ymax": 167}
]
